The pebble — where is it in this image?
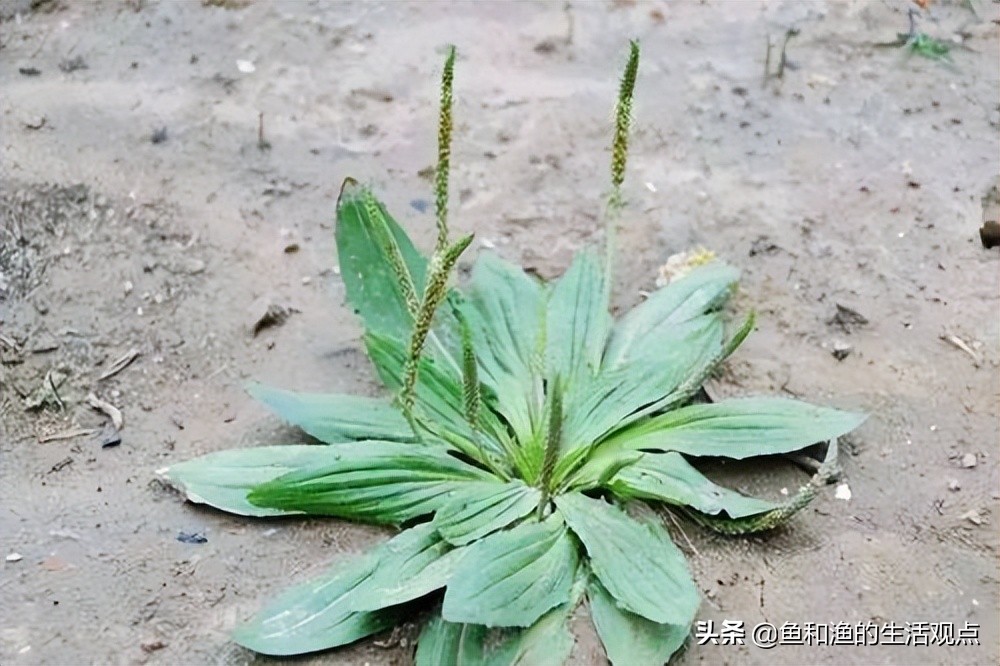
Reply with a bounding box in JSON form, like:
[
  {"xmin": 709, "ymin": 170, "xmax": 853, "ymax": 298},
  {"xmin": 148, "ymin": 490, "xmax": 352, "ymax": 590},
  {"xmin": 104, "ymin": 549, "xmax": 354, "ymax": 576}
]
[
  {"xmin": 831, "ymin": 340, "xmax": 852, "ymax": 361},
  {"xmin": 961, "ymin": 509, "xmax": 982, "ymax": 526},
  {"xmin": 948, "ymin": 479, "xmax": 961, "ymax": 492},
  {"xmin": 961, "ymin": 453, "xmax": 978, "ymax": 469},
  {"xmin": 6, "ymin": 552, "xmax": 23, "ymax": 562}
]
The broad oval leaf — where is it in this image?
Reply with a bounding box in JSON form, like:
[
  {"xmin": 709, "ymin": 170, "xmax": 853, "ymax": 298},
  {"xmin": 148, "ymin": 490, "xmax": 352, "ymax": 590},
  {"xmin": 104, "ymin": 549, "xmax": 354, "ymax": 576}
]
[
  {"xmin": 588, "ymin": 577, "xmax": 689, "ymax": 666},
  {"xmin": 246, "ymin": 382, "xmax": 414, "ymax": 443},
  {"xmin": 349, "ymin": 523, "xmax": 464, "ymax": 611},
  {"xmin": 555, "ymin": 493, "xmax": 699, "ymax": 625},
  {"xmin": 485, "ymin": 604, "xmax": 576, "ymax": 666},
  {"xmin": 603, "ymin": 397, "xmax": 866, "ymax": 459},
  {"xmin": 553, "ymin": 315, "xmax": 723, "ymax": 487},
  {"xmin": 247, "ymin": 441, "xmax": 493, "ymax": 524},
  {"xmin": 336, "ymin": 182, "xmax": 465, "ymax": 377},
  {"xmin": 606, "ymin": 452, "xmax": 778, "ymax": 518},
  {"xmin": 546, "ymin": 250, "xmax": 611, "ymax": 383},
  {"xmin": 336, "ymin": 181, "xmax": 428, "ymax": 344},
  {"xmin": 160, "ymin": 445, "xmax": 334, "ymax": 517},
  {"xmin": 415, "ymin": 614, "xmax": 488, "ymax": 666},
  {"xmin": 465, "ymin": 252, "xmax": 545, "ymax": 444},
  {"xmin": 432, "ymin": 481, "xmax": 542, "ymax": 546},
  {"xmin": 416, "ymin": 606, "xmax": 575, "ymax": 666},
  {"xmin": 442, "ymin": 514, "xmax": 578, "ymax": 627},
  {"xmin": 682, "ymin": 439, "xmax": 841, "ymax": 534},
  {"xmin": 562, "ymin": 314, "xmax": 723, "ymax": 450},
  {"xmin": 603, "ymin": 261, "xmax": 738, "ymax": 368},
  {"xmin": 232, "ymin": 551, "xmax": 398, "ymax": 655}
]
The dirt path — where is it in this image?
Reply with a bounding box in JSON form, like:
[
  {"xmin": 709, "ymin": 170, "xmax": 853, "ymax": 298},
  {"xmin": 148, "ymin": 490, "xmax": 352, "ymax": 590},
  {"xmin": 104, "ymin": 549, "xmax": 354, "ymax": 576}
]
[{"xmin": 1, "ymin": 1, "xmax": 997, "ymax": 665}]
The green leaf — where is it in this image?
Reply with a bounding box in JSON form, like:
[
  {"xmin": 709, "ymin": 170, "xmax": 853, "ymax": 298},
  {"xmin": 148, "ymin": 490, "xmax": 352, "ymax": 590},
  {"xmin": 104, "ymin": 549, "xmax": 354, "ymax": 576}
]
[
  {"xmin": 246, "ymin": 382, "xmax": 414, "ymax": 443},
  {"xmin": 682, "ymin": 439, "xmax": 841, "ymax": 534},
  {"xmin": 602, "ymin": 397, "xmax": 866, "ymax": 459},
  {"xmin": 336, "ymin": 180, "xmax": 428, "ymax": 343},
  {"xmin": 349, "ymin": 524, "xmax": 464, "ymax": 611},
  {"xmin": 563, "ymin": 314, "xmax": 723, "ymax": 449},
  {"xmin": 607, "ymin": 310, "xmax": 755, "ymax": 427},
  {"xmin": 415, "ymin": 614, "xmax": 488, "ymax": 666},
  {"xmin": 443, "ymin": 514, "xmax": 579, "ymax": 627},
  {"xmin": 603, "ymin": 262, "xmax": 738, "ymax": 368},
  {"xmin": 432, "ymin": 481, "xmax": 541, "ymax": 546},
  {"xmin": 247, "ymin": 441, "xmax": 493, "ymax": 524},
  {"xmin": 588, "ymin": 577, "xmax": 689, "ymax": 666},
  {"xmin": 555, "ymin": 493, "xmax": 699, "ymax": 625},
  {"xmin": 546, "ymin": 251, "xmax": 611, "ymax": 383},
  {"xmin": 232, "ymin": 552, "xmax": 398, "ymax": 655},
  {"xmin": 365, "ymin": 332, "xmax": 506, "ymax": 453},
  {"xmin": 465, "ymin": 253, "xmax": 545, "ymax": 444},
  {"xmin": 553, "ymin": 315, "xmax": 722, "ymax": 487},
  {"xmin": 336, "ymin": 182, "xmax": 465, "ymax": 378},
  {"xmin": 415, "ymin": 607, "xmax": 575, "ymax": 666},
  {"xmin": 606, "ymin": 452, "xmax": 778, "ymax": 517},
  {"xmin": 485, "ymin": 605, "xmax": 576, "ymax": 666},
  {"xmin": 160, "ymin": 445, "xmax": 335, "ymax": 517}
]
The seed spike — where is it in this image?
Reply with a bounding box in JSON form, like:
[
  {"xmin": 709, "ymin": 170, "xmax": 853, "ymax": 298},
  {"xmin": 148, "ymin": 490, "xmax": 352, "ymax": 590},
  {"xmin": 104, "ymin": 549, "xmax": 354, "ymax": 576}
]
[
  {"xmin": 401, "ymin": 233, "xmax": 474, "ymax": 412},
  {"xmin": 604, "ymin": 40, "xmax": 640, "ymax": 292},
  {"xmin": 435, "ymin": 45, "xmax": 457, "ymax": 254},
  {"xmin": 610, "ymin": 40, "xmax": 639, "ymax": 203},
  {"xmin": 536, "ymin": 378, "xmax": 564, "ymax": 519},
  {"xmin": 451, "ymin": 300, "xmax": 482, "ymax": 429},
  {"xmin": 363, "ymin": 190, "xmax": 419, "ymax": 317}
]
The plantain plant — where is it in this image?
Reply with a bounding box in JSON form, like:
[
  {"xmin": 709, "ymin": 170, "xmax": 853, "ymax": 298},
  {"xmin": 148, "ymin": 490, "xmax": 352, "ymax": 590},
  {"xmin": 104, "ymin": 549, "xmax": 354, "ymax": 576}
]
[{"xmin": 163, "ymin": 43, "xmax": 864, "ymax": 665}]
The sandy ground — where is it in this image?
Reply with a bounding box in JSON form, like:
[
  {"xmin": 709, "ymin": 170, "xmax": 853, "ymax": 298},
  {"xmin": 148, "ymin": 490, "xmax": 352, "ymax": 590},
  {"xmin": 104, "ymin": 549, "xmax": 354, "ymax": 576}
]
[{"xmin": 1, "ymin": 1, "xmax": 998, "ymax": 664}]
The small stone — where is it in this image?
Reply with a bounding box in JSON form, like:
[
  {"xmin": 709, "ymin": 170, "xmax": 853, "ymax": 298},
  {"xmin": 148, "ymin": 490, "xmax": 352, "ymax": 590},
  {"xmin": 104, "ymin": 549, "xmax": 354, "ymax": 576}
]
[
  {"xmin": 961, "ymin": 453, "xmax": 977, "ymax": 468},
  {"xmin": 178, "ymin": 258, "xmax": 206, "ymax": 275},
  {"xmin": 6, "ymin": 552, "xmax": 23, "ymax": 562},
  {"xmin": 247, "ymin": 297, "xmax": 295, "ymax": 336},
  {"xmin": 831, "ymin": 340, "xmax": 852, "ymax": 361},
  {"xmin": 961, "ymin": 509, "xmax": 982, "ymax": 526},
  {"xmin": 947, "ymin": 479, "xmax": 960, "ymax": 491},
  {"xmin": 835, "ymin": 483, "xmax": 852, "ymax": 501}
]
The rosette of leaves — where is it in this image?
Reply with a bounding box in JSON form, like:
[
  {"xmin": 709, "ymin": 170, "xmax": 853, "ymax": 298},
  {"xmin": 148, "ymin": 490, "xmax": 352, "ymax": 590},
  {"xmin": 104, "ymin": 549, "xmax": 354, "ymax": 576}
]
[{"xmin": 162, "ymin": 43, "xmax": 864, "ymax": 665}]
